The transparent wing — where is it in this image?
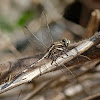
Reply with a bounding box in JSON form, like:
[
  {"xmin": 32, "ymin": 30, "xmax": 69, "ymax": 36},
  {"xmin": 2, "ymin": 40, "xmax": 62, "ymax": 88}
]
[
  {"xmin": 40, "ymin": 11, "xmax": 53, "ymax": 47},
  {"xmin": 23, "ymin": 26, "xmax": 47, "ymax": 52}
]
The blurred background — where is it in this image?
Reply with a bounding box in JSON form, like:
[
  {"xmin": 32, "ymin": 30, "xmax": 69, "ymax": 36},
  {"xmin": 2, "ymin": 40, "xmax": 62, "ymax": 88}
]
[
  {"xmin": 0, "ymin": 0, "xmax": 100, "ymax": 100},
  {"xmin": 0, "ymin": 0, "xmax": 100, "ymax": 62},
  {"xmin": 0, "ymin": 0, "xmax": 75, "ymax": 63}
]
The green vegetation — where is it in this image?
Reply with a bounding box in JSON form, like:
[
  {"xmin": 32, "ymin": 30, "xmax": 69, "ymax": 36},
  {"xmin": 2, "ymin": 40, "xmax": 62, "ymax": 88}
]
[
  {"xmin": 0, "ymin": 11, "xmax": 35, "ymax": 33},
  {"xmin": 17, "ymin": 10, "xmax": 35, "ymax": 27}
]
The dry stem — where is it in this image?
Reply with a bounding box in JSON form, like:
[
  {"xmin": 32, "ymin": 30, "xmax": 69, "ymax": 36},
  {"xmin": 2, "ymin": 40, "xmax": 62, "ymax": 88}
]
[{"xmin": 0, "ymin": 32, "xmax": 100, "ymax": 94}]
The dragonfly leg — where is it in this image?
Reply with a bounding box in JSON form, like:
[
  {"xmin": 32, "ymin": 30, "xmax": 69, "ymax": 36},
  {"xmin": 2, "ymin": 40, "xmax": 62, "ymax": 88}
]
[
  {"xmin": 74, "ymin": 48, "xmax": 91, "ymax": 61},
  {"xmin": 50, "ymin": 52, "xmax": 58, "ymax": 65},
  {"xmin": 51, "ymin": 56, "xmax": 57, "ymax": 65},
  {"xmin": 62, "ymin": 64, "xmax": 76, "ymax": 78},
  {"xmin": 53, "ymin": 60, "xmax": 76, "ymax": 82}
]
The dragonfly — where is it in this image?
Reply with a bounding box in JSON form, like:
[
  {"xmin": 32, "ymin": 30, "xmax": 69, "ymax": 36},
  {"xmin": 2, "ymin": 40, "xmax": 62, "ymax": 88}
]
[{"xmin": 11, "ymin": 11, "xmax": 75, "ymax": 82}]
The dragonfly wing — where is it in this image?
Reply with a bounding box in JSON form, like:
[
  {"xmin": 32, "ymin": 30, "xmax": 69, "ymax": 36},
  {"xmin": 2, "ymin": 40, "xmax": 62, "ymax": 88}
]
[
  {"xmin": 40, "ymin": 11, "xmax": 53, "ymax": 47},
  {"xmin": 23, "ymin": 26, "xmax": 47, "ymax": 52}
]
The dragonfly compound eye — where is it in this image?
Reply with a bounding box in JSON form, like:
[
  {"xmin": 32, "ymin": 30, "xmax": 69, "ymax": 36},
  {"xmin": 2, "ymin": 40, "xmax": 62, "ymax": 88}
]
[
  {"xmin": 62, "ymin": 38, "xmax": 66, "ymax": 42},
  {"xmin": 62, "ymin": 38, "xmax": 70, "ymax": 47}
]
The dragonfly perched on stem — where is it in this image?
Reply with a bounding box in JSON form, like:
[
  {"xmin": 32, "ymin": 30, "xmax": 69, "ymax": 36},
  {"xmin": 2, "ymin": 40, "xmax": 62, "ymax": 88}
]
[{"xmin": 11, "ymin": 11, "xmax": 75, "ymax": 82}]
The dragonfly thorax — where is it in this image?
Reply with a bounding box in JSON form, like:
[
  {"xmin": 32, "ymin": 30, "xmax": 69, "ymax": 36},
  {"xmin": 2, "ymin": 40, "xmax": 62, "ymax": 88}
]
[{"xmin": 45, "ymin": 39, "xmax": 70, "ymax": 64}]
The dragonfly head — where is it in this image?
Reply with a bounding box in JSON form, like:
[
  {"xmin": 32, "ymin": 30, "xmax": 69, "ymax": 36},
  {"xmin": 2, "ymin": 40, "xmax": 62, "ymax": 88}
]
[{"xmin": 62, "ymin": 38, "xmax": 70, "ymax": 47}]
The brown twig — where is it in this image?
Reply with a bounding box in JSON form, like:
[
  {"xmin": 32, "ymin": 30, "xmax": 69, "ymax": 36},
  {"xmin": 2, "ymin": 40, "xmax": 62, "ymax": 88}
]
[
  {"xmin": 83, "ymin": 9, "xmax": 100, "ymax": 38},
  {"xmin": 81, "ymin": 92, "xmax": 100, "ymax": 100}
]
